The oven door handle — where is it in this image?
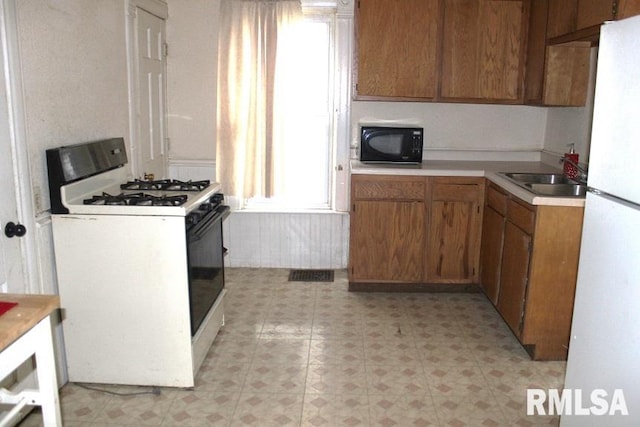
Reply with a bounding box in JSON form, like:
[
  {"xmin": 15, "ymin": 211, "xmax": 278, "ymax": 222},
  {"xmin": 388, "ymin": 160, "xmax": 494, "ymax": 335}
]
[{"xmin": 189, "ymin": 205, "xmax": 230, "ymax": 240}]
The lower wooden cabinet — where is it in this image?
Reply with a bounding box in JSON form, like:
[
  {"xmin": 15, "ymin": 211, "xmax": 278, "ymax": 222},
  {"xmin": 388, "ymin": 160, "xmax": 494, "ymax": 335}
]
[
  {"xmin": 479, "ymin": 182, "xmax": 584, "ymax": 360},
  {"xmin": 350, "ymin": 200, "xmax": 426, "ymax": 283},
  {"xmin": 349, "ymin": 175, "xmax": 484, "ymax": 289},
  {"xmin": 349, "ymin": 175, "xmax": 427, "ymax": 284},
  {"xmin": 479, "ymin": 184, "xmax": 508, "ymax": 304},
  {"xmin": 497, "ymin": 219, "xmax": 533, "ymax": 334},
  {"xmin": 426, "ymin": 177, "xmax": 484, "ymax": 283},
  {"xmin": 350, "ymin": 174, "xmax": 583, "ymax": 360}
]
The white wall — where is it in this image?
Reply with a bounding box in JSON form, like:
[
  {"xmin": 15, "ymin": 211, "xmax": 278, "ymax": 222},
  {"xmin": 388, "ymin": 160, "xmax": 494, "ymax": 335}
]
[
  {"xmin": 16, "ymin": 0, "xmax": 131, "ymax": 215},
  {"xmin": 166, "ymin": 0, "xmax": 219, "ymax": 161},
  {"xmin": 15, "ymin": 0, "xmax": 133, "ymax": 313}
]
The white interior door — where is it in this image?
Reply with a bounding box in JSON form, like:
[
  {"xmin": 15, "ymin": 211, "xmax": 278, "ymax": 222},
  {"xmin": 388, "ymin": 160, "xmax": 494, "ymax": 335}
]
[
  {"xmin": 0, "ymin": 26, "xmax": 25, "ymax": 294},
  {"xmin": 136, "ymin": 7, "xmax": 167, "ymax": 179}
]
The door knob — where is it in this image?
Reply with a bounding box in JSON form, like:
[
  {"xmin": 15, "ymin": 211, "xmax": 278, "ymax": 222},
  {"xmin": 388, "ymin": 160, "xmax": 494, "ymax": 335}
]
[{"xmin": 4, "ymin": 222, "xmax": 26, "ymax": 238}]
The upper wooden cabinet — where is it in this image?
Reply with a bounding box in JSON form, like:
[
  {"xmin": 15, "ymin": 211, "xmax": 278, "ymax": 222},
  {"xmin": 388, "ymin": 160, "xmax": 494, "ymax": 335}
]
[
  {"xmin": 355, "ymin": 0, "xmax": 440, "ymax": 99},
  {"xmin": 546, "ymin": 0, "xmax": 578, "ymax": 38},
  {"xmin": 355, "ymin": 0, "xmax": 640, "ymax": 105},
  {"xmin": 525, "ymin": 0, "xmax": 592, "ymax": 106},
  {"xmin": 547, "ymin": 0, "xmax": 640, "ymax": 42},
  {"xmin": 576, "ymin": 0, "xmax": 615, "ymax": 30},
  {"xmin": 542, "ymin": 44, "xmax": 592, "ymax": 106},
  {"xmin": 617, "ymin": 0, "xmax": 640, "ymax": 19},
  {"xmin": 440, "ymin": 0, "xmax": 527, "ymax": 102},
  {"xmin": 354, "ymin": 0, "xmax": 528, "ymax": 103}
]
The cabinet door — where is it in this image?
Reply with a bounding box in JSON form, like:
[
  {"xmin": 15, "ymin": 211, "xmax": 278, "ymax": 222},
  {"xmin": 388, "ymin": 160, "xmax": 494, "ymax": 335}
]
[
  {"xmin": 496, "ymin": 221, "xmax": 531, "ymax": 335},
  {"xmin": 547, "ymin": 0, "xmax": 578, "ymax": 38},
  {"xmin": 526, "ymin": 0, "xmax": 590, "ymax": 107},
  {"xmin": 356, "ymin": 0, "xmax": 439, "ymax": 98},
  {"xmin": 426, "ymin": 180, "xmax": 483, "ymax": 283},
  {"xmin": 617, "ymin": 0, "xmax": 640, "ymax": 19},
  {"xmin": 523, "ymin": 0, "xmax": 549, "ymax": 104},
  {"xmin": 350, "ymin": 200, "xmax": 426, "ymax": 282},
  {"xmin": 576, "ymin": 0, "xmax": 614, "ymax": 30},
  {"xmin": 441, "ymin": 0, "xmax": 526, "ymax": 101},
  {"xmin": 543, "ymin": 44, "xmax": 591, "ymax": 106},
  {"xmin": 480, "ymin": 206, "xmax": 505, "ymax": 304}
]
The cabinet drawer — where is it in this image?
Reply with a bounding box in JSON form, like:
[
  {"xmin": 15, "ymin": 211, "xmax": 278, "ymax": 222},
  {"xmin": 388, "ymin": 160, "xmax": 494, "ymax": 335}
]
[
  {"xmin": 507, "ymin": 198, "xmax": 536, "ymax": 234},
  {"xmin": 486, "ymin": 184, "xmax": 508, "ymax": 215},
  {"xmin": 431, "ymin": 177, "xmax": 483, "ymax": 202},
  {"xmin": 352, "ymin": 176, "xmax": 426, "ymax": 201}
]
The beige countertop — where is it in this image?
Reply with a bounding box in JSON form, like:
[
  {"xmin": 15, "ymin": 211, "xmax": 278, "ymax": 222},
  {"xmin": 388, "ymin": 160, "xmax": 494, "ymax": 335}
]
[{"xmin": 350, "ymin": 160, "xmax": 586, "ymax": 207}]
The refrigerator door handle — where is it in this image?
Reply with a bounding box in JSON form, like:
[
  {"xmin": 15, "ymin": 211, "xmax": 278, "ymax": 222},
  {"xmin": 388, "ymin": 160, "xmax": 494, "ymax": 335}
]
[{"xmin": 588, "ymin": 187, "xmax": 640, "ymax": 210}]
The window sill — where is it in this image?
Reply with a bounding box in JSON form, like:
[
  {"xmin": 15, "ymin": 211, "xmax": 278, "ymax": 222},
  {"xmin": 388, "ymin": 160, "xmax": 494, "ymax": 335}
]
[{"xmin": 230, "ymin": 207, "xmax": 346, "ymax": 215}]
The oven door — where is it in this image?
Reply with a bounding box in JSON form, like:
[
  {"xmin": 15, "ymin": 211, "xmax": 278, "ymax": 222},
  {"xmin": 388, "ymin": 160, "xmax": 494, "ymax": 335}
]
[{"xmin": 186, "ymin": 205, "xmax": 230, "ymax": 336}]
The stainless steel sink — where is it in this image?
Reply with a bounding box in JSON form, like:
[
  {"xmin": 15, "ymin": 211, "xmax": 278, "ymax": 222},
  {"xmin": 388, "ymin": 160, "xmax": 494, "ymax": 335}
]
[
  {"xmin": 498, "ymin": 172, "xmax": 586, "ymax": 198},
  {"xmin": 501, "ymin": 172, "xmax": 576, "ymax": 185},
  {"xmin": 524, "ymin": 183, "xmax": 588, "ymax": 197}
]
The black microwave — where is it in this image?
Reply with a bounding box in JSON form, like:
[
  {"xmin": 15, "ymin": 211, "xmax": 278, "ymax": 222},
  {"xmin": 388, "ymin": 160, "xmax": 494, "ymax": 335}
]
[{"xmin": 359, "ymin": 126, "xmax": 423, "ymax": 164}]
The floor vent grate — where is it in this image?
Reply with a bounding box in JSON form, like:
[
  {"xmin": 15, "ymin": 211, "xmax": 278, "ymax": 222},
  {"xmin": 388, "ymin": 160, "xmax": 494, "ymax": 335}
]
[{"xmin": 288, "ymin": 269, "xmax": 334, "ymax": 282}]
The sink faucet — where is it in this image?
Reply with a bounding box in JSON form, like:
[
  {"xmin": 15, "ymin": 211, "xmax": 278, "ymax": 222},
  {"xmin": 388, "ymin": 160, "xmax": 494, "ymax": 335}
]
[{"xmin": 559, "ymin": 157, "xmax": 588, "ymax": 183}]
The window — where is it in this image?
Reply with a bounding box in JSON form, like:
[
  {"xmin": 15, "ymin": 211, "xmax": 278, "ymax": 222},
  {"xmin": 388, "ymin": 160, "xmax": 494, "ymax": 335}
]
[
  {"xmin": 248, "ymin": 12, "xmax": 334, "ymax": 209},
  {"xmin": 216, "ymin": 1, "xmax": 335, "ymax": 210}
]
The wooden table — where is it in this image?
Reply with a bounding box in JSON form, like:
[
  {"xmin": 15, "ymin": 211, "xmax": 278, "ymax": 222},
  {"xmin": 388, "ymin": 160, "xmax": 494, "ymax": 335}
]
[{"xmin": 0, "ymin": 294, "xmax": 61, "ymax": 426}]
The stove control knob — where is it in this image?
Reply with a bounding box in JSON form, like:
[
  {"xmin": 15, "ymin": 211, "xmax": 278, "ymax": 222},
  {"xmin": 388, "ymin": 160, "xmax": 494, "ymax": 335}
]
[
  {"xmin": 199, "ymin": 202, "xmax": 214, "ymax": 212},
  {"xmin": 186, "ymin": 213, "xmax": 199, "ymax": 226}
]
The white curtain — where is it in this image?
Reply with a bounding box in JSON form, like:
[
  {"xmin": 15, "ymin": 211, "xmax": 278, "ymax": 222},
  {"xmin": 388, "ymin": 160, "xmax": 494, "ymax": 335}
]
[{"xmin": 216, "ymin": 0, "xmax": 303, "ymax": 204}]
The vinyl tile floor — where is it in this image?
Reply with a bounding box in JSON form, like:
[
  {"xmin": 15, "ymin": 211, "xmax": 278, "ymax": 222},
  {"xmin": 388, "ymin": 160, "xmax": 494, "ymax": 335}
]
[{"xmin": 20, "ymin": 268, "xmax": 564, "ymax": 426}]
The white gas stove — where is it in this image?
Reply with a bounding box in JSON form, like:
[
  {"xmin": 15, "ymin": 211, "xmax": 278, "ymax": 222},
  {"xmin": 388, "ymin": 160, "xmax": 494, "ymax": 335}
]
[
  {"xmin": 47, "ymin": 138, "xmax": 227, "ymax": 388},
  {"xmin": 58, "ymin": 167, "xmax": 221, "ymax": 216}
]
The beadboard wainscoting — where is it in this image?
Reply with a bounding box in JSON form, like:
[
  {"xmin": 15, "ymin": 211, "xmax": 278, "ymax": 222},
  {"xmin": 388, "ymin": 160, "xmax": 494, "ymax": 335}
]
[
  {"xmin": 169, "ymin": 160, "xmax": 349, "ymax": 268},
  {"xmin": 222, "ymin": 211, "xmax": 349, "ymax": 269}
]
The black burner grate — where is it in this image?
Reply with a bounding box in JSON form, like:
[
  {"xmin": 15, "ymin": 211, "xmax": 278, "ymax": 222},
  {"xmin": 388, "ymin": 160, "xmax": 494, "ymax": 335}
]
[
  {"xmin": 83, "ymin": 192, "xmax": 188, "ymax": 206},
  {"xmin": 120, "ymin": 179, "xmax": 210, "ymax": 192},
  {"xmin": 288, "ymin": 269, "xmax": 334, "ymax": 282}
]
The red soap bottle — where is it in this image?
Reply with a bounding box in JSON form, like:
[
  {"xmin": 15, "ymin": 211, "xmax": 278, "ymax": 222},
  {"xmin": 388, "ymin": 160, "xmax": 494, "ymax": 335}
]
[{"xmin": 563, "ymin": 144, "xmax": 579, "ymax": 179}]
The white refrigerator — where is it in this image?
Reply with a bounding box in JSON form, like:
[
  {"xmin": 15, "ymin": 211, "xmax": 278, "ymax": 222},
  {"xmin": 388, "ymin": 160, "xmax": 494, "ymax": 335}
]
[{"xmin": 561, "ymin": 15, "xmax": 640, "ymax": 426}]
